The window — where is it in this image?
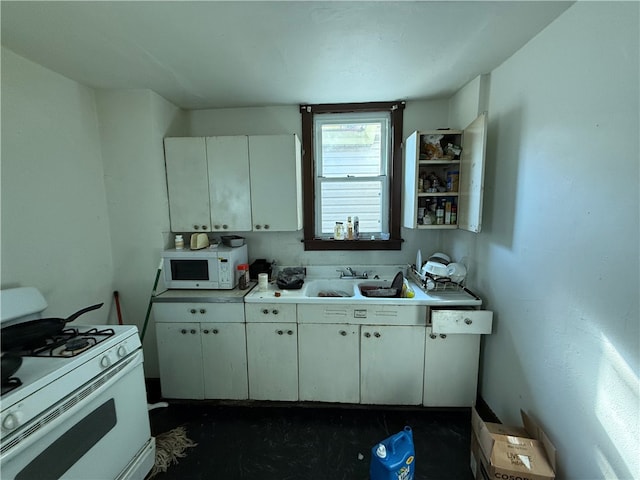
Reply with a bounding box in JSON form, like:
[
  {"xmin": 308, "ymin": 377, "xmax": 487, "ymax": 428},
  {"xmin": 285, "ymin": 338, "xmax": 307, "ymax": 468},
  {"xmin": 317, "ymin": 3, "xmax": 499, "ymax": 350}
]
[{"xmin": 300, "ymin": 102, "xmax": 405, "ymax": 251}]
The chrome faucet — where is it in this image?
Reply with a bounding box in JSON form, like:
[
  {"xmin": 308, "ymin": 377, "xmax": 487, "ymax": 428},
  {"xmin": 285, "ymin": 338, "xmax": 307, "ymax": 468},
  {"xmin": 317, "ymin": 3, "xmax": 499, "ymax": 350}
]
[{"xmin": 338, "ymin": 267, "xmax": 368, "ymax": 279}]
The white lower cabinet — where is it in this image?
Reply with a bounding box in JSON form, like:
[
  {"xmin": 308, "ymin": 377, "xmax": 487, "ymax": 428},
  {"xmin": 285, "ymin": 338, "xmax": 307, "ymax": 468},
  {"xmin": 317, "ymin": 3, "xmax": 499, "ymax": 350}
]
[
  {"xmin": 201, "ymin": 323, "xmax": 248, "ymax": 399},
  {"xmin": 298, "ymin": 323, "xmax": 360, "ymax": 403},
  {"xmin": 154, "ymin": 302, "xmax": 248, "ymax": 400},
  {"xmin": 156, "ymin": 322, "xmax": 204, "ymax": 399},
  {"xmin": 360, "ymin": 325, "xmax": 426, "ymax": 405},
  {"xmin": 423, "ymin": 309, "xmax": 493, "ymax": 407},
  {"xmin": 246, "ymin": 322, "xmax": 298, "ymax": 401}
]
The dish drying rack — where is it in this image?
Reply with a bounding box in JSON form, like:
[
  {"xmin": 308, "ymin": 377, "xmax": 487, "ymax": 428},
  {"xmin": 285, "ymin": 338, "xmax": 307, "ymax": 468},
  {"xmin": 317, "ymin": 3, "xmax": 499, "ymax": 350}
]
[{"xmin": 408, "ymin": 265, "xmax": 480, "ymax": 299}]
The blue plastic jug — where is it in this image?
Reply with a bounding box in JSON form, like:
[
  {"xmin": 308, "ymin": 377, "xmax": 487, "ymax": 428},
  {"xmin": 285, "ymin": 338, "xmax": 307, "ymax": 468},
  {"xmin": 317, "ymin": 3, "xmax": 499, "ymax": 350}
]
[{"xmin": 369, "ymin": 426, "xmax": 415, "ymax": 480}]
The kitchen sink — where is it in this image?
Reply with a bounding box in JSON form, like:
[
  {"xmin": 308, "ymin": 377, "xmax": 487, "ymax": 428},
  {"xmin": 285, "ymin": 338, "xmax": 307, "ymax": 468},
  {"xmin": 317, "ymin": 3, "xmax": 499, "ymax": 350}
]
[
  {"xmin": 304, "ymin": 280, "xmax": 355, "ymax": 297},
  {"xmin": 357, "ymin": 280, "xmax": 400, "ymax": 298}
]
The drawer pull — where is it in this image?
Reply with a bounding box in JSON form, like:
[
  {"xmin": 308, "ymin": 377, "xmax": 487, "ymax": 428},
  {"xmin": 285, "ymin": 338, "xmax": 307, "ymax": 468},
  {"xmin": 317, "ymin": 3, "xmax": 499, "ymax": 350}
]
[
  {"xmin": 429, "ymin": 333, "xmax": 437, "ymax": 339},
  {"xmin": 202, "ymin": 225, "xmax": 208, "ymax": 230},
  {"xmin": 200, "ymin": 309, "xmax": 206, "ymax": 314},
  {"xmin": 203, "ymin": 329, "xmax": 209, "ymax": 334},
  {"xmin": 287, "ymin": 330, "xmax": 294, "ymax": 335},
  {"xmin": 374, "ymin": 332, "xmax": 381, "ymax": 338},
  {"xmin": 339, "ymin": 330, "xmax": 347, "ymax": 336},
  {"xmin": 190, "ymin": 309, "xmax": 196, "ymax": 314},
  {"xmin": 439, "ymin": 334, "xmax": 447, "ymax": 339},
  {"xmin": 190, "ymin": 329, "xmax": 197, "ymax": 335},
  {"xmin": 181, "ymin": 329, "xmax": 187, "ymax": 335},
  {"xmin": 364, "ymin": 332, "xmax": 371, "ymax": 338},
  {"xmin": 465, "ymin": 318, "xmax": 472, "ymax": 325},
  {"xmin": 276, "ymin": 330, "xmax": 284, "ymax": 335},
  {"xmin": 213, "ymin": 329, "xmax": 219, "ymax": 334},
  {"xmin": 262, "ymin": 309, "xmax": 269, "ymax": 315},
  {"xmin": 272, "ymin": 309, "xmax": 279, "ymax": 315}
]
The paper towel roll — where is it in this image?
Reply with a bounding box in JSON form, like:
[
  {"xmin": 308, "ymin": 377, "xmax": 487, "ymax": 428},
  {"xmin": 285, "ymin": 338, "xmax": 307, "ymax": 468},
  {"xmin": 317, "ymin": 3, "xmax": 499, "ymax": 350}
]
[{"xmin": 258, "ymin": 273, "xmax": 269, "ymax": 291}]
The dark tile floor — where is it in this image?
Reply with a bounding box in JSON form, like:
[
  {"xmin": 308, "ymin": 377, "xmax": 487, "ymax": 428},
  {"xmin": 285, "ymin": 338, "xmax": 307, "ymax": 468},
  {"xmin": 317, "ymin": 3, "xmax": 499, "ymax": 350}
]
[{"xmin": 147, "ymin": 401, "xmax": 474, "ymax": 480}]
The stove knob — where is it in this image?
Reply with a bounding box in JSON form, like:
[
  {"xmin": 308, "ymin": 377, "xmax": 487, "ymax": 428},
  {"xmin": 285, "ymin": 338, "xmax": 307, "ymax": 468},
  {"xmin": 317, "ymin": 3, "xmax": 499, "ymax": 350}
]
[
  {"xmin": 3, "ymin": 412, "xmax": 23, "ymax": 432},
  {"xmin": 100, "ymin": 355, "xmax": 111, "ymax": 368},
  {"xmin": 117, "ymin": 345, "xmax": 127, "ymax": 358}
]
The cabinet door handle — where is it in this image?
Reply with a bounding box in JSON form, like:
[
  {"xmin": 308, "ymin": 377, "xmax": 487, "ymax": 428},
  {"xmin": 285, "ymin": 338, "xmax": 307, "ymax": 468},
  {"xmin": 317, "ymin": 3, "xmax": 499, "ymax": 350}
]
[
  {"xmin": 214, "ymin": 224, "xmax": 221, "ymax": 229},
  {"xmin": 464, "ymin": 318, "xmax": 472, "ymax": 325},
  {"xmin": 255, "ymin": 224, "xmax": 262, "ymax": 230},
  {"xmin": 190, "ymin": 309, "xmax": 196, "ymax": 314},
  {"xmin": 429, "ymin": 333, "xmax": 437, "ymax": 339},
  {"xmin": 439, "ymin": 334, "xmax": 447, "ymax": 339},
  {"xmin": 200, "ymin": 309, "xmax": 206, "ymax": 314},
  {"xmin": 262, "ymin": 309, "xmax": 269, "ymax": 315},
  {"xmin": 190, "ymin": 329, "xmax": 197, "ymax": 334},
  {"xmin": 276, "ymin": 330, "xmax": 284, "ymax": 335},
  {"xmin": 202, "ymin": 225, "xmax": 208, "ymax": 230},
  {"xmin": 364, "ymin": 332, "xmax": 371, "ymax": 338},
  {"xmin": 223, "ymin": 224, "xmax": 228, "ymax": 229},
  {"xmin": 374, "ymin": 332, "xmax": 381, "ymax": 338},
  {"xmin": 339, "ymin": 330, "xmax": 347, "ymax": 336},
  {"xmin": 181, "ymin": 329, "xmax": 187, "ymax": 335},
  {"xmin": 213, "ymin": 329, "xmax": 219, "ymax": 334},
  {"xmin": 193, "ymin": 225, "xmax": 199, "ymax": 230},
  {"xmin": 263, "ymin": 224, "xmax": 270, "ymax": 230},
  {"xmin": 272, "ymin": 309, "xmax": 279, "ymax": 315},
  {"xmin": 203, "ymin": 329, "xmax": 209, "ymax": 334},
  {"xmin": 287, "ymin": 330, "xmax": 294, "ymax": 335}
]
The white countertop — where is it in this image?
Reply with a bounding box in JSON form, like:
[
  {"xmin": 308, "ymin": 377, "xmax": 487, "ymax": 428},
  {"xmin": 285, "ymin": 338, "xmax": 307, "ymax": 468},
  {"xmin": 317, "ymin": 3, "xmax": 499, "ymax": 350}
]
[{"xmin": 244, "ymin": 265, "xmax": 481, "ymax": 307}]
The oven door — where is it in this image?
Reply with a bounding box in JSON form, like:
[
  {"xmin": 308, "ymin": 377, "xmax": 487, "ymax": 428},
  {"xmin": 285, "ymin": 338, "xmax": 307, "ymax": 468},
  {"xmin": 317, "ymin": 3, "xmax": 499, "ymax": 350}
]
[{"xmin": 0, "ymin": 350, "xmax": 154, "ymax": 480}]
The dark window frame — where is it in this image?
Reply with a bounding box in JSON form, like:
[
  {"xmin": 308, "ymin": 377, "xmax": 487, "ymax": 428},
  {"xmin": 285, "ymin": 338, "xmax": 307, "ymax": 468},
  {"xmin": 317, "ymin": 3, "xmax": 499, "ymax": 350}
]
[{"xmin": 300, "ymin": 101, "xmax": 405, "ymax": 251}]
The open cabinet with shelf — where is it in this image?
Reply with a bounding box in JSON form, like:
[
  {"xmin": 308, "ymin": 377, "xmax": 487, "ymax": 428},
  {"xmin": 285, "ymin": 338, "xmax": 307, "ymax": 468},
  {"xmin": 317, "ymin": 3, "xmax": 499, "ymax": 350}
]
[{"xmin": 403, "ymin": 113, "xmax": 487, "ymax": 232}]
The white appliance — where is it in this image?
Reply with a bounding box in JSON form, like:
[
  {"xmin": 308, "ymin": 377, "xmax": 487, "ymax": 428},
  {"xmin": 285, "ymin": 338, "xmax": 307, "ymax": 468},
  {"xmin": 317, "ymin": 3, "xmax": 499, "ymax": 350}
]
[
  {"xmin": 161, "ymin": 244, "xmax": 248, "ymax": 289},
  {"xmin": 0, "ymin": 287, "xmax": 155, "ymax": 480}
]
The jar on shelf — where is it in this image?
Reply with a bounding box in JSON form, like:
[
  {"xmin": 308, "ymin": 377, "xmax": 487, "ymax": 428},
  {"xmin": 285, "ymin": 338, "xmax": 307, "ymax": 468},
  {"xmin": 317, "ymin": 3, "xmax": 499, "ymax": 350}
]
[{"xmin": 237, "ymin": 263, "xmax": 250, "ymax": 289}]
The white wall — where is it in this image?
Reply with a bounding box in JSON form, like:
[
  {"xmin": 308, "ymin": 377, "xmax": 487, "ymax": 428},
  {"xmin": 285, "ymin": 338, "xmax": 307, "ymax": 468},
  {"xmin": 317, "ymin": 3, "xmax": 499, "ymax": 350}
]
[
  {"xmin": 468, "ymin": 3, "xmax": 639, "ymax": 479},
  {"xmin": 186, "ymin": 100, "xmax": 452, "ymax": 267},
  {"xmin": 96, "ymin": 89, "xmax": 186, "ymax": 376},
  {"xmin": 0, "ymin": 47, "xmax": 113, "ymax": 322}
]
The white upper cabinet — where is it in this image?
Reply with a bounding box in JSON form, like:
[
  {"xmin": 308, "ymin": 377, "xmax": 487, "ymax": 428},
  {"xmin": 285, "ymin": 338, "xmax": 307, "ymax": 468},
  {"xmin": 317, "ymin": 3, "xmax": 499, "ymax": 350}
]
[
  {"xmin": 206, "ymin": 136, "xmax": 252, "ymax": 232},
  {"xmin": 164, "ymin": 134, "xmax": 302, "ymax": 233},
  {"xmin": 164, "ymin": 137, "xmax": 211, "ymax": 232},
  {"xmin": 403, "ymin": 112, "xmax": 487, "ymax": 233},
  {"xmin": 248, "ymin": 134, "xmax": 302, "ymax": 232}
]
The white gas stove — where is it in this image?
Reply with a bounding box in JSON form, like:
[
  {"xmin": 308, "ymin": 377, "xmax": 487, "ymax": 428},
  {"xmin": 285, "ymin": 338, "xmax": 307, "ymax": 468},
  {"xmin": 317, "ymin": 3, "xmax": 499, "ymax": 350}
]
[{"xmin": 0, "ymin": 288, "xmax": 155, "ymax": 480}]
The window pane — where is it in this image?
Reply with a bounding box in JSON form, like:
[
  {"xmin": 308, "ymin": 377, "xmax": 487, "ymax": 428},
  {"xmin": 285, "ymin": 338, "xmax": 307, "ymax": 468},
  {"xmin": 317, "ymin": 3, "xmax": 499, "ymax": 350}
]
[
  {"xmin": 320, "ymin": 123, "xmax": 382, "ymax": 177},
  {"xmin": 320, "ymin": 181, "xmax": 382, "ymax": 234}
]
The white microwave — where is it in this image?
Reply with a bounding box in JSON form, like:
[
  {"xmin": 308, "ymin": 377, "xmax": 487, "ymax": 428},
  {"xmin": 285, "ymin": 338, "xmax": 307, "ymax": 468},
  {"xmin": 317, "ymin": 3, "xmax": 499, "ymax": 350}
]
[{"xmin": 160, "ymin": 244, "xmax": 248, "ymax": 289}]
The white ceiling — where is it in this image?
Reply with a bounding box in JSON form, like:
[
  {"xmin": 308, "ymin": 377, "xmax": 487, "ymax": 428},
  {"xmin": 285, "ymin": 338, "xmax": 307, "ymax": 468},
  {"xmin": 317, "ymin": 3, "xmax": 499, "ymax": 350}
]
[{"xmin": 1, "ymin": 1, "xmax": 573, "ymax": 110}]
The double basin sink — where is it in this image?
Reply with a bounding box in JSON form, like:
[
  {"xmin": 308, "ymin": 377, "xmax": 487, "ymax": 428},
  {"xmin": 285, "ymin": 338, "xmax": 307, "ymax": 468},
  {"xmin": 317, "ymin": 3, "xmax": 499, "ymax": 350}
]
[{"xmin": 303, "ymin": 279, "xmax": 399, "ymax": 298}]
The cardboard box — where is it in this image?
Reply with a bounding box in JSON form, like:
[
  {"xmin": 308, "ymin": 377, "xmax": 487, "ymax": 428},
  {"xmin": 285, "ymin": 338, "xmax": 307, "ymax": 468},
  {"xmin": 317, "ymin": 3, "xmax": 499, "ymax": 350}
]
[{"xmin": 470, "ymin": 407, "xmax": 556, "ymax": 480}]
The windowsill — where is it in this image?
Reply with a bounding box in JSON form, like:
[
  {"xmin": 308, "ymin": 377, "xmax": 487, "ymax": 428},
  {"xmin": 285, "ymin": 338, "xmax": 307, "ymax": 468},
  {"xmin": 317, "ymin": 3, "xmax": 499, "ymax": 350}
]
[{"xmin": 303, "ymin": 238, "xmax": 403, "ymax": 251}]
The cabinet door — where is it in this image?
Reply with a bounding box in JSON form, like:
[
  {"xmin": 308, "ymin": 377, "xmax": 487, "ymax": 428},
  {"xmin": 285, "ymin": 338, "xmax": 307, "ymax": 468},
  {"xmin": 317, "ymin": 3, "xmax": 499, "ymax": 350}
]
[
  {"xmin": 459, "ymin": 112, "xmax": 487, "ymax": 233},
  {"xmin": 246, "ymin": 323, "xmax": 298, "ymax": 401},
  {"xmin": 155, "ymin": 322, "xmax": 204, "ymax": 399},
  {"xmin": 206, "ymin": 136, "xmax": 252, "ymax": 232},
  {"xmin": 360, "ymin": 325, "xmax": 425, "ymax": 405},
  {"xmin": 423, "ymin": 328, "xmax": 481, "ymax": 407},
  {"xmin": 164, "ymin": 137, "xmax": 211, "ymax": 232},
  {"xmin": 298, "ymin": 324, "xmax": 360, "ymax": 403},
  {"xmin": 248, "ymin": 135, "xmax": 302, "ymax": 231},
  {"xmin": 201, "ymin": 323, "xmax": 248, "ymax": 400},
  {"xmin": 402, "ymin": 131, "xmax": 420, "ymax": 228}
]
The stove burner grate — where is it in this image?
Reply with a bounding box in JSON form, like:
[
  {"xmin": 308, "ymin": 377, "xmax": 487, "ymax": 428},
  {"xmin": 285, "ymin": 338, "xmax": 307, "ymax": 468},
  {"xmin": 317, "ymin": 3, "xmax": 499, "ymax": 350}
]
[{"xmin": 21, "ymin": 327, "xmax": 116, "ymax": 358}]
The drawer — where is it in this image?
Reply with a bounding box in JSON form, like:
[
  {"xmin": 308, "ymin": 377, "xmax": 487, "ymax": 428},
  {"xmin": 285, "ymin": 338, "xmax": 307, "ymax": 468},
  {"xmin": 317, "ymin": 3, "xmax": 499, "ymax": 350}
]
[
  {"xmin": 431, "ymin": 310, "xmax": 492, "ymax": 334},
  {"xmin": 245, "ymin": 303, "xmax": 296, "ymax": 323},
  {"xmin": 154, "ymin": 302, "xmax": 245, "ymax": 323},
  {"xmin": 298, "ymin": 304, "xmax": 426, "ymax": 326}
]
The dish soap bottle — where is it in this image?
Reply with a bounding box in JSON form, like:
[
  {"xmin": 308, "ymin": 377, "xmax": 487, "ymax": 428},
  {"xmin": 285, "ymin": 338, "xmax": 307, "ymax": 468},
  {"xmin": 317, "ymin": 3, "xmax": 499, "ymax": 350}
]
[{"xmin": 353, "ymin": 216, "xmax": 360, "ymax": 240}]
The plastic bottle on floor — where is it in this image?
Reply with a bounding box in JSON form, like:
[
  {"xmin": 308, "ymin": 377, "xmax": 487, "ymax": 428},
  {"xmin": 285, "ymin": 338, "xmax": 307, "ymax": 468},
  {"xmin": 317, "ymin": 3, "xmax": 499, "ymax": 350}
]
[{"xmin": 370, "ymin": 426, "xmax": 415, "ymax": 480}]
